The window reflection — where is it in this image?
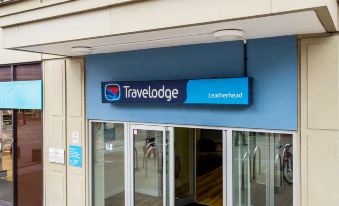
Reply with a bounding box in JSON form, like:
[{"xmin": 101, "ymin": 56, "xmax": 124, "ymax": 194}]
[
  {"xmin": 16, "ymin": 110, "xmax": 43, "ymax": 206},
  {"xmin": 0, "ymin": 67, "xmax": 12, "ymax": 82}
]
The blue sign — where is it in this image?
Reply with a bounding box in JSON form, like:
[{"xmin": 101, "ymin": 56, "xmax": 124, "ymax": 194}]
[
  {"xmin": 0, "ymin": 80, "xmax": 42, "ymax": 109},
  {"xmin": 102, "ymin": 77, "xmax": 251, "ymax": 105},
  {"xmin": 69, "ymin": 145, "xmax": 82, "ymax": 168}
]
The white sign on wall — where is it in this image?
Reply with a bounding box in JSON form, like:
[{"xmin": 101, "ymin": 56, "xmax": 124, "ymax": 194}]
[
  {"xmin": 72, "ymin": 131, "xmax": 80, "ymax": 144},
  {"xmin": 48, "ymin": 148, "xmax": 65, "ymax": 164}
]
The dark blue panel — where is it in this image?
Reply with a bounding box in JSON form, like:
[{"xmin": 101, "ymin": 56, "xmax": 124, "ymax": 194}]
[{"xmin": 86, "ymin": 36, "xmax": 297, "ymax": 130}]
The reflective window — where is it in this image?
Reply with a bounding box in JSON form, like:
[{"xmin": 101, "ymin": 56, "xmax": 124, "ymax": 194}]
[
  {"xmin": 16, "ymin": 110, "xmax": 43, "ymax": 206},
  {"xmin": 0, "ymin": 66, "xmax": 12, "ymax": 82},
  {"xmin": 93, "ymin": 122, "xmax": 125, "ymax": 206},
  {"xmin": 0, "ymin": 63, "xmax": 42, "ymax": 206},
  {"xmin": 233, "ymin": 131, "xmax": 293, "ymax": 206},
  {"xmin": 14, "ymin": 64, "xmax": 42, "ymax": 81}
]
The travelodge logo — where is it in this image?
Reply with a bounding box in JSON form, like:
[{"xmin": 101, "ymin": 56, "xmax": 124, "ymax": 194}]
[{"xmin": 104, "ymin": 84, "xmax": 121, "ymax": 101}]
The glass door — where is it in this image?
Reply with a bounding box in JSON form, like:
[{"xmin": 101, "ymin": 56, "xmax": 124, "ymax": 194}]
[{"xmin": 129, "ymin": 125, "xmax": 173, "ymax": 206}]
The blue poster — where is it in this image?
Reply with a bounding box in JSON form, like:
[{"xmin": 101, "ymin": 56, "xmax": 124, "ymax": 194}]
[
  {"xmin": 69, "ymin": 145, "xmax": 82, "ymax": 168},
  {"xmin": 102, "ymin": 77, "xmax": 251, "ymax": 105}
]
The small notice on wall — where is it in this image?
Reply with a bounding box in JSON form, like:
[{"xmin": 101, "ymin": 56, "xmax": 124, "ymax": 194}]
[
  {"xmin": 48, "ymin": 148, "xmax": 65, "ymax": 164},
  {"xmin": 72, "ymin": 131, "xmax": 80, "ymax": 144},
  {"xmin": 69, "ymin": 145, "xmax": 82, "ymax": 168}
]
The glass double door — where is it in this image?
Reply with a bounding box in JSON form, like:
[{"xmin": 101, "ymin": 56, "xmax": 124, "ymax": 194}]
[
  {"xmin": 128, "ymin": 125, "xmax": 173, "ymax": 206},
  {"xmin": 129, "ymin": 126, "xmax": 225, "ymax": 206},
  {"xmin": 92, "ymin": 123, "xmax": 172, "ymax": 206}
]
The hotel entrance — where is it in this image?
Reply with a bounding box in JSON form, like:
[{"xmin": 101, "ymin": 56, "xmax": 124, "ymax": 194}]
[
  {"xmin": 91, "ymin": 121, "xmax": 294, "ymax": 206},
  {"xmin": 92, "ymin": 122, "xmax": 226, "ymax": 206}
]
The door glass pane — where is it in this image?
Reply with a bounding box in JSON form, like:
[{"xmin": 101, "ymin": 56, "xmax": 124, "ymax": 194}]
[
  {"xmin": 93, "ymin": 122, "xmax": 125, "ymax": 206},
  {"xmin": 133, "ymin": 129, "xmax": 164, "ymax": 206},
  {"xmin": 16, "ymin": 110, "xmax": 43, "ymax": 206},
  {"xmin": 0, "ymin": 110, "xmax": 13, "ymax": 205},
  {"xmin": 232, "ymin": 131, "xmax": 293, "ymax": 206}
]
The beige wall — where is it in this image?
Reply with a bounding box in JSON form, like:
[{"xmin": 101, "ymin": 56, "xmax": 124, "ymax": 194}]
[
  {"xmin": 43, "ymin": 58, "xmax": 87, "ymax": 206},
  {"xmin": 1, "ymin": 0, "xmax": 337, "ymax": 49},
  {"xmin": 0, "ymin": 28, "xmax": 42, "ymax": 65},
  {"xmin": 300, "ymin": 36, "xmax": 339, "ymax": 206},
  {"xmin": 0, "ymin": 28, "xmax": 64, "ymax": 65}
]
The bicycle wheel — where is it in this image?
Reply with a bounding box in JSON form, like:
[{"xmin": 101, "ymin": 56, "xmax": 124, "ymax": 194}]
[{"xmin": 283, "ymin": 152, "xmax": 293, "ymax": 185}]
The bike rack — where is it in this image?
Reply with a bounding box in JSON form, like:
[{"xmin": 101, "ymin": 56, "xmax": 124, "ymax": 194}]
[
  {"xmin": 275, "ymin": 153, "xmax": 283, "ymax": 188},
  {"xmin": 252, "ymin": 146, "xmax": 261, "ymax": 181},
  {"xmin": 144, "ymin": 144, "xmax": 159, "ymax": 177},
  {"xmin": 143, "ymin": 141, "xmax": 155, "ymax": 168},
  {"xmin": 241, "ymin": 152, "xmax": 250, "ymax": 190}
]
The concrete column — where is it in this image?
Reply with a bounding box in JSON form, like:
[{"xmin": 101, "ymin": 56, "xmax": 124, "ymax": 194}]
[{"xmin": 300, "ymin": 36, "xmax": 339, "ymax": 206}]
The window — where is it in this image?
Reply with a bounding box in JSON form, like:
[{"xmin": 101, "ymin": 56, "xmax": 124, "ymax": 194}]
[
  {"xmin": 92, "ymin": 122, "xmax": 125, "ymax": 206},
  {"xmin": 0, "ymin": 63, "xmax": 43, "ymax": 206},
  {"xmin": 232, "ymin": 131, "xmax": 293, "ymax": 206},
  {"xmin": 0, "ymin": 66, "xmax": 12, "ymax": 82}
]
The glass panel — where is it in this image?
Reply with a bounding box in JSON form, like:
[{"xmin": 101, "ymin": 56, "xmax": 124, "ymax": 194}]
[
  {"xmin": 274, "ymin": 134, "xmax": 293, "ymax": 206},
  {"xmin": 232, "ymin": 131, "xmax": 293, "ymax": 206},
  {"xmin": 0, "ymin": 66, "xmax": 12, "ymax": 82},
  {"xmin": 93, "ymin": 122, "xmax": 125, "ymax": 206},
  {"xmin": 133, "ymin": 129, "xmax": 164, "ymax": 206},
  {"xmin": 16, "ymin": 110, "xmax": 43, "ymax": 206},
  {"xmin": 0, "ymin": 110, "xmax": 13, "ymax": 205},
  {"xmin": 14, "ymin": 64, "xmax": 41, "ymax": 81},
  {"xmin": 174, "ymin": 128, "xmax": 194, "ymax": 202}
]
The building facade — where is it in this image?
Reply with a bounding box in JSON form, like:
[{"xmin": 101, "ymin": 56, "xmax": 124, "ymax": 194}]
[{"xmin": 0, "ymin": 1, "xmax": 338, "ymax": 206}]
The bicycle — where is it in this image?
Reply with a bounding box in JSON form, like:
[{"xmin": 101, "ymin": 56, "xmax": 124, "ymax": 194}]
[{"xmin": 281, "ymin": 144, "xmax": 293, "ymax": 185}]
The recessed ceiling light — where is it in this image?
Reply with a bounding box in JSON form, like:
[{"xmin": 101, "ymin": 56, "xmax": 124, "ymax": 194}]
[
  {"xmin": 213, "ymin": 29, "xmax": 244, "ymax": 41},
  {"xmin": 71, "ymin": 46, "xmax": 92, "ymax": 55}
]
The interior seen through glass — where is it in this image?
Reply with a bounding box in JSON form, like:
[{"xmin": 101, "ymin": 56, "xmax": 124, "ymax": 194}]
[
  {"xmin": 93, "ymin": 122, "xmax": 125, "ymax": 206},
  {"xmin": 92, "ymin": 122, "xmax": 293, "ymax": 206},
  {"xmin": 0, "ymin": 110, "xmax": 13, "ymax": 206},
  {"xmin": 233, "ymin": 131, "xmax": 293, "ymax": 206},
  {"xmin": 175, "ymin": 128, "xmax": 223, "ymax": 206},
  {"xmin": 133, "ymin": 129, "xmax": 165, "ymax": 206}
]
